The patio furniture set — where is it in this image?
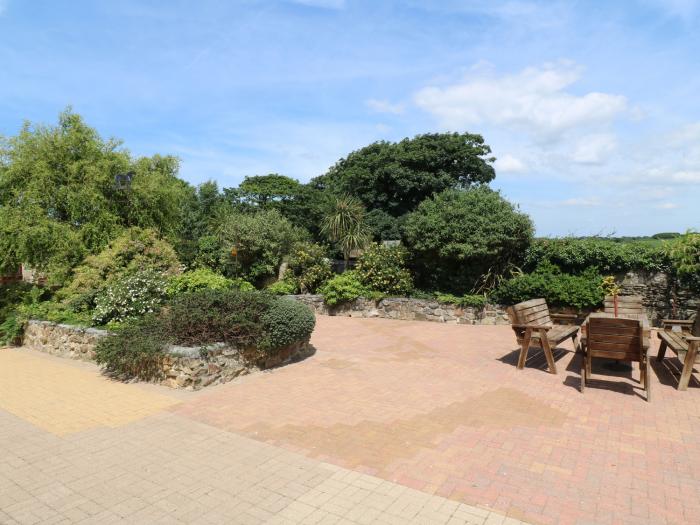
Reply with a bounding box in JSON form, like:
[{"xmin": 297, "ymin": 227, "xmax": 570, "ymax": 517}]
[{"xmin": 506, "ymin": 296, "xmax": 700, "ymax": 402}]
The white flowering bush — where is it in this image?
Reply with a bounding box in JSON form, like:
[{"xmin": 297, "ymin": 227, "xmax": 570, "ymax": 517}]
[{"xmin": 92, "ymin": 270, "xmax": 168, "ymax": 326}]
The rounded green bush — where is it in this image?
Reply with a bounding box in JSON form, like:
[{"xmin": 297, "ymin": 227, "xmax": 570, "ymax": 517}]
[
  {"xmin": 319, "ymin": 271, "xmax": 371, "ymax": 306},
  {"xmin": 261, "ymin": 298, "xmax": 316, "ymax": 350},
  {"xmin": 166, "ymin": 268, "xmax": 253, "ymax": 297}
]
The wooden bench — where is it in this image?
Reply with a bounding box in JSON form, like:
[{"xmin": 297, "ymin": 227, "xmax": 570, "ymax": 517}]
[
  {"xmin": 657, "ymin": 309, "xmax": 700, "ymax": 391},
  {"xmin": 604, "ymin": 295, "xmax": 645, "ymax": 315},
  {"xmin": 506, "ymin": 298, "xmax": 580, "ymax": 374},
  {"xmin": 581, "ymin": 316, "xmax": 650, "ymax": 401}
]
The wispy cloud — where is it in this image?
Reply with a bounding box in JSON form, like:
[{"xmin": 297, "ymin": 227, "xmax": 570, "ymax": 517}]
[
  {"xmin": 0, "ymin": 0, "xmax": 7, "ymax": 15},
  {"xmin": 365, "ymin": 98, "xmax": 405, "ymax": 115},
  {"xmin": 495, "ymin": 154, "xmax": 526, "ymax": 173}
]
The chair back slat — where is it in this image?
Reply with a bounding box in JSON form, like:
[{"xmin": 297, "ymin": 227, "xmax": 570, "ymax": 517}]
[
  {"xmin": 587, "ymin": 317, "xmax": 642, "ymax": 362},
  {"xmin": 510, "ymin": 298, "xmax": 552, "ymax": 327},
  {"xmin": 603, "ymin": 295, "xmax": 644, "ymax": 315},
  {"xmin": 692, "ymin": 309, "xmax": 700, "ymax": 338}
]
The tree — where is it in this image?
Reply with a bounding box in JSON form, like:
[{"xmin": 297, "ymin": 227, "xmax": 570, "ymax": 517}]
[
  {"xmin": 321, "ymin": 196, "xmax": 371, "ymax": 265},
  {"xmin": 217, "ymin": 209, "xmax": 308, "ymax": 284},
  {"xmin": 236, "ymin": 174, "xmax": 302, "ymax": 207},
  {"xmin": 315, "ymin": 133, "xmax": 496, "ymax": 217},
  {"xmin": 403, "ymin": 187, "xmax": 534, "ymax": 294},
  {"xmin": 0, "ymin": 109, "xmax": 191, "ymax": 285}
]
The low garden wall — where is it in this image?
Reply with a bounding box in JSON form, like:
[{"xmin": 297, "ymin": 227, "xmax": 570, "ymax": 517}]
[
  {"xmin": 618, "ymin": 270, "xmax": 699, "ymax": 324},
  {"xmin": 288, "ymin": 295, "xmax": 512, "ymax": 325},
  {"xmin": 22, "ymin": 320, "xmax": 312, "ymax": 390}
]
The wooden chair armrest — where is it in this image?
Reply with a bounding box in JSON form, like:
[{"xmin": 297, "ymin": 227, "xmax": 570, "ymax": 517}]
[
  {"xmin": 684, "ymin": 336, "xmax": 700, "ymax": 341},
  {"xmin": 512, "ymin": 324, "xmax": 552, "ymax": 331},
  {"xmin": 551, "ymin": 313, "xmax": 577, "ymax": 319},
  {"xmin": 662, "ymin": 319, "xmax": 694, "ymax": 327}
]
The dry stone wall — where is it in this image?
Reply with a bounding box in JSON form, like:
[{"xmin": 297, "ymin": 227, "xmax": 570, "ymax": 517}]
[
  {"xmin": 22, "ymin": 320, "xmax": 312, "ymax": 391},
  {"xmin": 288, "ymin": 295, "xmax": 511, "ymax": 325}
]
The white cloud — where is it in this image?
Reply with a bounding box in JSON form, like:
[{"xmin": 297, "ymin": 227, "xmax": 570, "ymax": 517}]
[
  {"xmin": 572, "ymin": 133, "xmax": 617, "ymax": 164},
  {"xmin": 365, "ymin": 98, "xmax": 405, "ymax": 115},
  {"xmin": 495, "ymin": 154, "xmax": 526, "ymax": 173},
  {"xmin": 414, "ymin": 62, "xmax": 628, "ymax": 140},
  {"xmin": 289, "ymin": 0, "xmax": 345, "ymax": 9}
]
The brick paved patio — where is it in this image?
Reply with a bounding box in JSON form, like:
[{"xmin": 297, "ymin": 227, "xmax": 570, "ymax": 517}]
[{"xmin": 2, "ymin": 315, "xmax": 700, "ymax": 524}]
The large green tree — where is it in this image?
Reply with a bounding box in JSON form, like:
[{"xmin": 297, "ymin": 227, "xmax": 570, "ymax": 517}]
[
  {"xmin": 0, "ymin": 109, "xmax": 191, "ymax": 284},
  {"xmin": 403, "ymin": 187, "xmax": 534, "ymax": 294},
  {"xmin": 315, "ymin": 132, "xmax": 496, "ymax": 217}
]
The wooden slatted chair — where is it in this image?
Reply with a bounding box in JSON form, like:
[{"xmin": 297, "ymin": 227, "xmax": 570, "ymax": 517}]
[
  {"xmin": 506, "ymin": 298, "xmax": 580, "ymax": 374},
  {"xmin": 657, "ymin": 309, "xmax": 700, "ymax": 391},
  {"xmin": 603, "ymin": 295, "xmax": 645, "ymax": 315},
  {"xmin": 581, "ymin": 317, "xmax": 650, "ymax": 401}
]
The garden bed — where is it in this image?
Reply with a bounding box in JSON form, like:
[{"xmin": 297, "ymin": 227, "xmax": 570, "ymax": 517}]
[{"xmin": 22, "ymin": 320, "xmax": 313, "ymax": 390}]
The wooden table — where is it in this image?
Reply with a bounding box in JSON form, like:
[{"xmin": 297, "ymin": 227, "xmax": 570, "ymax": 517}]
[{"xmin": 582, "ymin": 312, "xmax": 651, "ymax": 351}]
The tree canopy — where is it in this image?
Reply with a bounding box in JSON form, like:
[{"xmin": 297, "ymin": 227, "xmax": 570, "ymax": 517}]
[
  {"xmin": 0, "ymin": 109, "xmax": 191, "ymax": 284},
  {"xmin": 315, "ymin": 132, "xmax": 496, "ymax": 217},
  {"xmin": 403, "ymin": 187, "xmax": 534, "ymax": 293}
]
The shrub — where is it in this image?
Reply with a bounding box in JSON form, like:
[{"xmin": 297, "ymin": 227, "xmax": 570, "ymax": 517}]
[
  {"xmin": 218, "ymin": 208, "xmax": 308, "ymax": 284},
  {"xmin": 58, "ymin": 227, "xmax": 181, "ymax": 310},
  {"xmin": 319, "ymin": 271, "xmax": 374, "ymax": 306},
  {"xmin": 260, "ymin": 298, "xmax": 316, "ymax": 350},
  {"xmin": 166, "ymin": 268, "xmax": 252, "ymax": 297},
  {"xmin": 267, "ymin": 279, "xmax": 298, "ymax": 295},
  {"xmin": 523, "ymin": 238, "xmax": 668, "ymax": 274},
  {"xmin": 435, "ymin": 293, "xmax": 487, "ymax": 308},
  {"xmin": 491, "ymin": 265, "xmax": 604, "ymax": 309},
  {"xmin": 92, "ymin": 270, "xmax": 168, "ymax": 326},
  {"xmin": 0, "ymin": 313, "xmax": 23, "ymax": 346},
  {"xmin": 355, "ymin": 243, "xmax": 413, "ymax": 296},
  {"xmin": 403, "ymin": 187, "xmax": 534, "ymax": 294},
  {"xmin": 664, "ymin": 231, "xmax": 700, "ymax": 289},
  {"xmin": 285, "ymin": 242, "xmax": 333, "ymax": 293},
  {"xmin": 93, "ymin": 289, "xmax": 316, "ymax": 380},
  {"xmin": 94, "ymin": 316, "xmax": 170, "ymax": 380}
]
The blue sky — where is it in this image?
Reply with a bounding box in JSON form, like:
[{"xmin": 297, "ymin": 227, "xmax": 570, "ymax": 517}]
[{"xmin": 1, "ymin": 0, "xmax": 699, "ymax": 236}]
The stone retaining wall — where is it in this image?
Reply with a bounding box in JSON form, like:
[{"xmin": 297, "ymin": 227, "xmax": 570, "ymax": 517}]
[
  {"xmin": 618, "ymin": 270, "xmax": 699, "ymax": 324},
  {"xmin": 288, "ymin": 295, "xmax": 511, "ymax": 325},
  {"xmin": 22, "ymin": 320, "xmax": 312, "ymax": 391}
]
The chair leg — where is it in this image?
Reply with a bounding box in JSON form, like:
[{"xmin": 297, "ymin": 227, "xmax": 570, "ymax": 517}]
[
  {"xmin": 572, "ymin": 333, "xmax": 580, "ymax": 354},
  {"xmin": 645, "ymin": 357, "xmax": 651, "ymax": 402},
  {"xmin": 657, "ymin": 340, "xmax": 667, "ymax": 362},
  {"xmin": 678, "ymin": 343, "xmax": 698, "ymax": 391},
  {"xmin": 517, "ymin": 330, "xmax": 532, "ymax": 370},
  {"xmin": 640, "ymin": 358, "xmax": 646, "ymax": 385},
  {"xmin": 540, "ymin": 330, "xmax": 557, "ymax": 374}
]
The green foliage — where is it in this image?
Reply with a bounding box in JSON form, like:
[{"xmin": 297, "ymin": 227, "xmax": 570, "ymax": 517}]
[
  {"xmin": 94, "ymin": 316, "xmax": 170, "ymax": 380},
  {"xmin": 0, "ymin": 282, "xmax": 33, "ymax": 325},
  {"xmin": 664, "ymin": 231, "xmax": 700, "ymax": 289},
  {"xmin": 319, "ymin": 271, "xmax": 375, "ymax": 306},
  {"xmin": 523, "ymin": 238, "xmax": 668, "ymax": 274},
  {"xmin": 652, "ymin": 232, "xmax": 681, "ymax": 240},
  {"xmin": 266, "ymin": 279, "xmax": 298, "ymax": 295},
  {"xmin": 284, "ymin": 242, "xmax": 333, "ymax": 293},
  {"xmin": 600, "ymin": 276, "xmax": 621, "ymax": 297},
  {"xmin": 434, "ymin": 293, "xmax": 487, "ymax": 308},
  {"xmin": 404, "ymin": 187, "xmax": 534, "ymax": 294},
  {"xmin": 355, "ymin": 243, "xmax": 413, "ymax": 296},
  {"xmin": 166, "ymin": 268, "xmax": 252, "ymax": 297},
  {"xmin": 0, "ymin": 313, "xmax": 23, "ymax": 346},
  {"xmin": 491, "ymin": 265, "xmax": 605, "ymax": 309},
  {"xmin": 316, "ymin": 133, "xmax": 496, "ymax": 217},
  {"xmin": 58, "ymin": 227, "xmax": 181, "ymax": 310},
  {"xmin": 92, "ymin": 270, "xmax": 168, "ymax": 326},
  {"xmin": 260, "ymin": 298, "xmax": 316, "ymax": 350},
  {"xmin": 218, "ymin": 209, "xmax": 308, "ymax": 283},
  {"xmin": 321, "ymin": 196, "xmax": 371, "ymax": 262},
  {"xmin": 235, "ymin": 174, "xmax": 302, "ymax": 208},
  {"xmin": 365, "ymin": 209, "xmax": 405, "ymax": 241},
  {"xmin": 0, "ymin": 109, "xmax": 191, "ymax": 285}
]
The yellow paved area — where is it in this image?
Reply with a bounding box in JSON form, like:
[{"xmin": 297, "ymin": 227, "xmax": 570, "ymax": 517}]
[{"xmin": 0, "ymin": 348, "xmax": 180, "ymax": 436}]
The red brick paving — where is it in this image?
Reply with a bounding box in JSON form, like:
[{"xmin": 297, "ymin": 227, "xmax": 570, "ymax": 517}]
[{"xmin": 174, "ymin": 316, "xmax": 700, "ymax": 525}]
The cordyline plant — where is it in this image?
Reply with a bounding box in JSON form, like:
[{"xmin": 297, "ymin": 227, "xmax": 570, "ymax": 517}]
[{"xmin": 321, "ymin": 196, "xmax": 371, "ymax": 266}]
